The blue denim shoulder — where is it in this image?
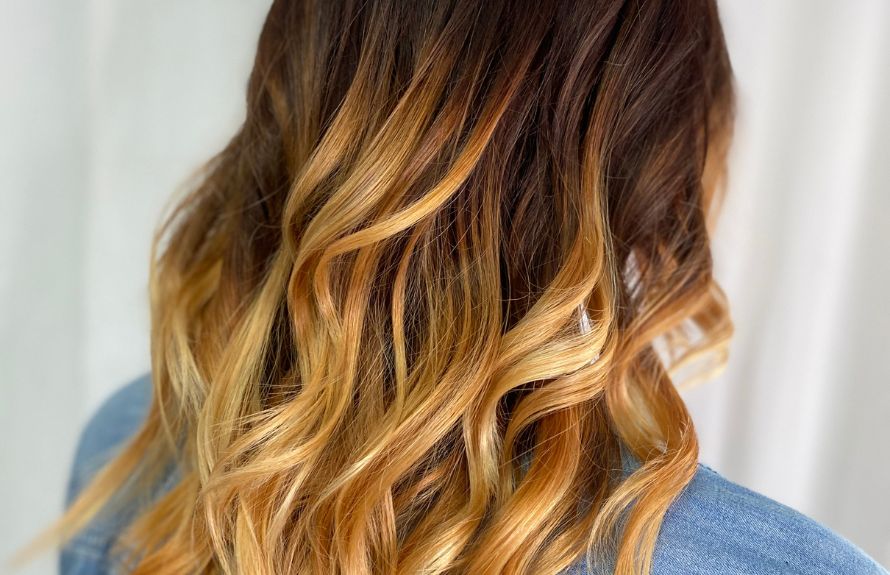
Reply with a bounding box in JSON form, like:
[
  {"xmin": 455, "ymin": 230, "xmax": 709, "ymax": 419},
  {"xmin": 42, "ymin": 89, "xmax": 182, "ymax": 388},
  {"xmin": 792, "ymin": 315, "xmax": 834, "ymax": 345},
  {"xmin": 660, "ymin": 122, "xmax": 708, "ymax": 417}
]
[
  {"xmin": 60, "ymin": 373, "xmax": 152, "ymax": 575},
  {"xmin": 61, "ymin": 374, "xmax": 888, "ymax": 575},
  {"xmin": 565, "ymin": 457, "xmax": 888, "ymax": 575},
  {"xmin": 641, "ymin": 462, "xmax": 887, "ymax": 575}
]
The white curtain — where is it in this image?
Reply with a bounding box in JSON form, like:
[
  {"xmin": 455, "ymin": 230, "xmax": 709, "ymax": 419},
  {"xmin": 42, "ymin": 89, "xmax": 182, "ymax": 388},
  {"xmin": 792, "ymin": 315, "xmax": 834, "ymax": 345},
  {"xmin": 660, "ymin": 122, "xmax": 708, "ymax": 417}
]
[
  {"xmin": 691, "ymin": 0, "xmax": 890, "ymax": 562},
  {"xmin": 1, "ymin": 1, "xmax": 887, "ymax": 573}
]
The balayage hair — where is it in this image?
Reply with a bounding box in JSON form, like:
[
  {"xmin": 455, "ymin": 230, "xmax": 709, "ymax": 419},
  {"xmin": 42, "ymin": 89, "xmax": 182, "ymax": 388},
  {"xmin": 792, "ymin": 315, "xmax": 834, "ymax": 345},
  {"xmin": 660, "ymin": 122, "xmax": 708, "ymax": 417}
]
[{"xmin": 38, "ymin": 0, "xmax": 735, "ymax": 573}]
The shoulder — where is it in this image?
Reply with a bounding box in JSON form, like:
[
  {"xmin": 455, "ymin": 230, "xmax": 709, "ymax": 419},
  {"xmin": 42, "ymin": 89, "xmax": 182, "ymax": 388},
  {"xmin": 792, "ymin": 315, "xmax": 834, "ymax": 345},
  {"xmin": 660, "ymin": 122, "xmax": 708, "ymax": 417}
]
[
  {"xmin": 61, "ymin": 373, "xmax": 153, "ymax": 575},
  {"xmin": 650, "ymin": 463, "xmax": 888, "ymax": 575},
  {"xmin": 66, "ymin": 373, "xmax": 153, "ymax": 504}
]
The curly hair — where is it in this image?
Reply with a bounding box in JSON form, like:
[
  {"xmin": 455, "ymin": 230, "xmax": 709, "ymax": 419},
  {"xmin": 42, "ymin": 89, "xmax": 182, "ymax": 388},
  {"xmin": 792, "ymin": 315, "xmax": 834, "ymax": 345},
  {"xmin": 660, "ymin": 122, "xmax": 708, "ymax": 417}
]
[{"xmin": 42, "ymin": 0, "xmax": 735, "ymax": 573}]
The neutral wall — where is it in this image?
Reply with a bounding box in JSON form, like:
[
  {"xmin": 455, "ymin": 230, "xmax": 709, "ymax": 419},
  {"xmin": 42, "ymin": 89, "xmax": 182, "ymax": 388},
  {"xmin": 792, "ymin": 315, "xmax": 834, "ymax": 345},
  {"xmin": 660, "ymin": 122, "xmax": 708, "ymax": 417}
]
[{"xmin": 1, "ymin": 1, "xmax": 887, "ymax": 572}]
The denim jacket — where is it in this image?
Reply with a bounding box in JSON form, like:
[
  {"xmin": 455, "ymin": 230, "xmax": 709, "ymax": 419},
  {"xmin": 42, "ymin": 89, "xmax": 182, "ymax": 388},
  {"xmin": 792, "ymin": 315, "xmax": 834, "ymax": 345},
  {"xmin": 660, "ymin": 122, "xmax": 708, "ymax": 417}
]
[{"xmin": 60, "ymin": 374, "xmax": 889, "ymax": 574}]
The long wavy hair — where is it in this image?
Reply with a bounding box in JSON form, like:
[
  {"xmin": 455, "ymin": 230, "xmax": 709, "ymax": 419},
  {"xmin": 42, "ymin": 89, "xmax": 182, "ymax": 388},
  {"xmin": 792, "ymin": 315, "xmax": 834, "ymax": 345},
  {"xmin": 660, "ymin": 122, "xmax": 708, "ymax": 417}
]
[{"xmin": 38, "ymin": 0, "xmax": 735, "ymax": 573}]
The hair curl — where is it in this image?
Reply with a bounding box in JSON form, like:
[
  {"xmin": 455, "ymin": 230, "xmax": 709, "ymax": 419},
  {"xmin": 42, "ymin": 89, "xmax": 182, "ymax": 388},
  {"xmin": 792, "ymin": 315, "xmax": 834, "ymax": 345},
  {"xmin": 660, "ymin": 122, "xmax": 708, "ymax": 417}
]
[{"xmin": 39, "ymin": 0, "xmax": 734, "ymax": 573}]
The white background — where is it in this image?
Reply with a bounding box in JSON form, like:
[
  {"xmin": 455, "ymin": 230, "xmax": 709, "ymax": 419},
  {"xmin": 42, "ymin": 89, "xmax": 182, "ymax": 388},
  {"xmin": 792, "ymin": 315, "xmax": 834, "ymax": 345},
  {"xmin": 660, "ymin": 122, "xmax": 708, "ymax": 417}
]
[{"xmin": 1, "ymin": 1, "xmax": 888, "ymax": 573}]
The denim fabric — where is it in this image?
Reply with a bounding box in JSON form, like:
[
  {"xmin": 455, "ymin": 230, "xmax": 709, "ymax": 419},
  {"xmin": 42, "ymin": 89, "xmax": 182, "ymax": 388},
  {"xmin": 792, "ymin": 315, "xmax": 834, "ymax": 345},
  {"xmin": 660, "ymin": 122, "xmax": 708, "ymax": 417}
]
[{"xmin": 60, "ymin": 374, "xmax": 889, "ymax": 574}]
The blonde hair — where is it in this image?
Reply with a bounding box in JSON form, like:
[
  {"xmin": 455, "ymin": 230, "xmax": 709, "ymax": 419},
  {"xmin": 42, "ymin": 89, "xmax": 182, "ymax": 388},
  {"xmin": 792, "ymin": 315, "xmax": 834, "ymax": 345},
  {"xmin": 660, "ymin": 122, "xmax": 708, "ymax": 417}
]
[{"xmin": 31, "ymin": 0, "xmax": 734, "ymax": 573}]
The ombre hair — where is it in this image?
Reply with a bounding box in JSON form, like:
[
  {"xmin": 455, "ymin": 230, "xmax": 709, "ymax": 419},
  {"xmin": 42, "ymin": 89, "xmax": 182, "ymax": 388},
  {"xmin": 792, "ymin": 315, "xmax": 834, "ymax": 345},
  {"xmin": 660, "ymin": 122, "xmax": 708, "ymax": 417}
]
[{"xmin": 40, "ymin": 0, "xmax": 735, "ymax": 573}]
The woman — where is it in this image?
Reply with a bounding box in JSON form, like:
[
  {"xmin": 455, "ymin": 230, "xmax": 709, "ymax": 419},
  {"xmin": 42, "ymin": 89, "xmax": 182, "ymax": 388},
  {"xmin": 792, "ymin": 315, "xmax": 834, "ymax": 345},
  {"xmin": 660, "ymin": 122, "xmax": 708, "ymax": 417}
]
[{"xmin": 35, "ymin": 0, "xmax": 887, "ymax": 573}]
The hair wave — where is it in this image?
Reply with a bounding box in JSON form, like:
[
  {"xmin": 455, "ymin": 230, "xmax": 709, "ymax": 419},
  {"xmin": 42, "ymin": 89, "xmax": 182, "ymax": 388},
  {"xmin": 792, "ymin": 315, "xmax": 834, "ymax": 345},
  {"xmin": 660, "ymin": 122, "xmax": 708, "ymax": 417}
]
[{"xmin": 38, "ymin": 0, "xmax": 734, "ymax": 573}]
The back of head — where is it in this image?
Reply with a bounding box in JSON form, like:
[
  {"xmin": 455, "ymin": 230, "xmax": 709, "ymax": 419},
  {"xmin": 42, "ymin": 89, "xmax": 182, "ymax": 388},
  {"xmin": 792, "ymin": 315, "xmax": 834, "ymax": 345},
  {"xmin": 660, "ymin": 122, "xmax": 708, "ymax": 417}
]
[{"xmin": 59, "ymin": 1, "xmax": 735, "ymax": 573}]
